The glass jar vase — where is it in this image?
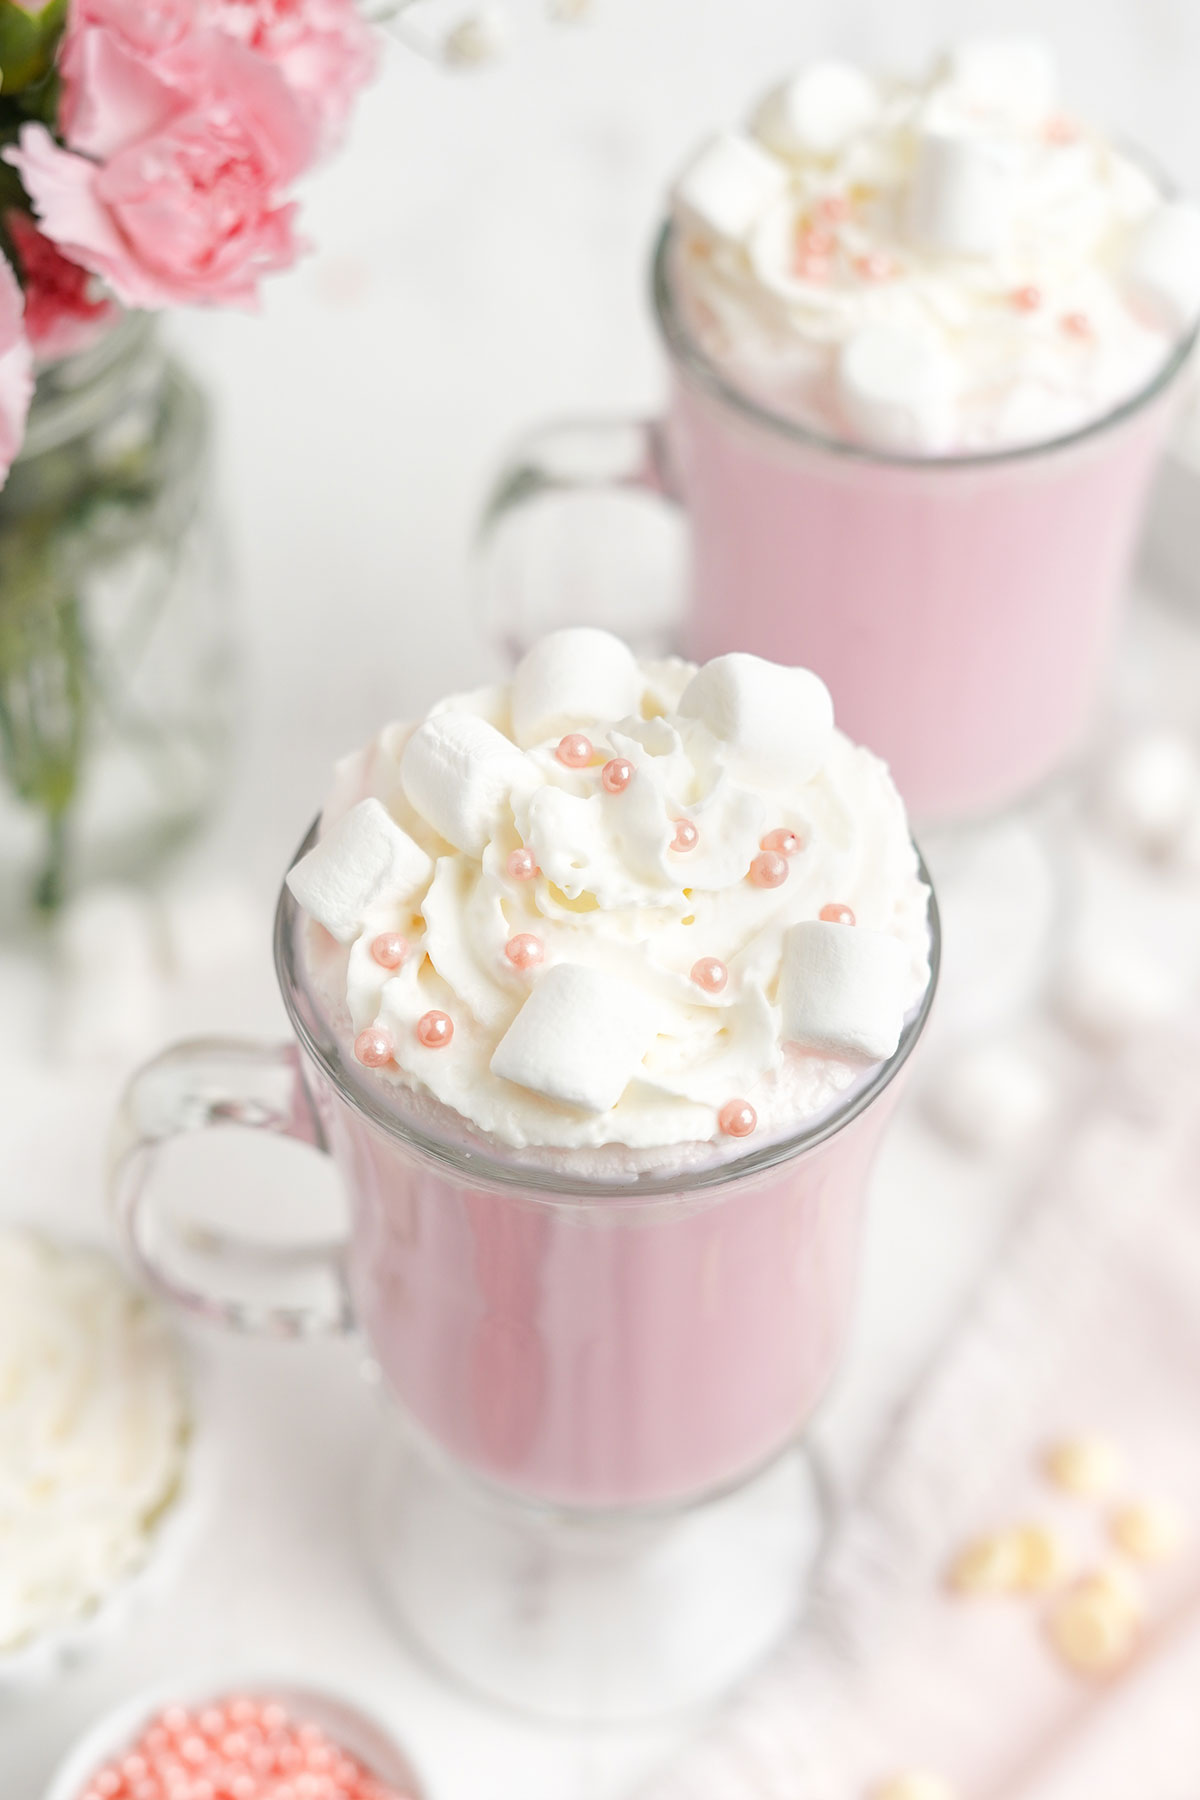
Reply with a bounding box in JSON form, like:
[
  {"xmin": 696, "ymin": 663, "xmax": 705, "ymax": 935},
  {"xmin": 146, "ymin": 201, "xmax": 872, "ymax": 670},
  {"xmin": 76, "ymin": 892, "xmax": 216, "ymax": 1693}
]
[{"xmin": 0, "ymin": 313, "xmax": 233, "ymax": 922}]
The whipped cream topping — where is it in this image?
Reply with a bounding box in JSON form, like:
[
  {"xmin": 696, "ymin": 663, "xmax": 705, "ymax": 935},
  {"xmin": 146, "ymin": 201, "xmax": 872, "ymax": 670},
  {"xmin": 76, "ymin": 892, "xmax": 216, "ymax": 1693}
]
[
  {"xmin": 0, "ymin": 1233, "xmax": 190, "ymax": 1654},
  {"xmin": 292, "ymin": 631, "xmax": 931, "ymax": 1162},
  {"xmin": 670, "ymin": 40, "xmax": 1200, "ymax": 454}
]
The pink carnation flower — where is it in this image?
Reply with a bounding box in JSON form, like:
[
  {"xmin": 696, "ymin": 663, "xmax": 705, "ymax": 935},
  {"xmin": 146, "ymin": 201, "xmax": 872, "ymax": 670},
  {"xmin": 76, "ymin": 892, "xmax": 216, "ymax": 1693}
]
[
  {"xmin": 0, "ymin": 257, "xmax": 35, "ymax": 486},
  {"xmin": 7, "ymin": 31, "xmax": 318, "ymax": 309},
  {"xmin": 5, "ymin": 211, "xmax": 117, "ymax": 361}
]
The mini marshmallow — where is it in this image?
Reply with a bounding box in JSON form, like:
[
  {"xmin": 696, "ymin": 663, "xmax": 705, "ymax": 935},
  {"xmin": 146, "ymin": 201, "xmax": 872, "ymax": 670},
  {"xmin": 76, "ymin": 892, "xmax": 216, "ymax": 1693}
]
[
  {"xmin": 287, "ymin": 798, "xmax": 432, "ymax": 943},
  {"xmin": 779, "ymin": 920, "xmax": 911, "ymax": 1062},
  {"xmin": 490, "ymin": 963, "xmax": 659, "ymax": 1112},
  {"xmin": 941, "ymin": 38, "xmax": 1058, "ymax": 128},
  {"xmin": 678, "ymin": 653, "xmax": 833, "ymax": 785},
  {"xmin": 510, "ymin": 627, "xmax": 641, "ymax": 748},
  {"xmin": 443, "ymin": 6, "xmax": 511, "ymax": 65},
  {"xmin": 671, "ymin": 131, "xmax": 789, "ymax": 246},
  {"xmin": 838, "ymin": 325, "xmax": 957, "ymax": 455},
  {"xmin": 401, "ymin": 713, "xmax": 531, "ymax": 855},
  {"xmin": 1054, "ymin": 935, "xmax": 1179, "ymax": 1049},
  {"xmin": 927, "ymin": 1041, "xmax": 1056, "ymax": 1154},
  {"xmin": 753, "ymin": 61, "xmax": 879, "ymax": 158},
  {"xmin": 1125, "ymin": 202, "xmax": 1200, "ymax": 337},
  {"xmin": 1098, "ymin": 729, "xmax": 1200, "ymax": 856},
  {"xmin": 907, "ymin": 130, "xmax": 1016, "ymax": 257}
]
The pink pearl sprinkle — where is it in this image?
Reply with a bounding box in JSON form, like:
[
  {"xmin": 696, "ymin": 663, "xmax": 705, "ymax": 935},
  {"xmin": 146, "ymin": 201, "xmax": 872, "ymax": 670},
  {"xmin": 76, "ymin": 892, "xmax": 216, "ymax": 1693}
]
[
  {"xmin": 354, "ymin": 1027, "xmax": 394, "ymax": 1068},
  {"xmin": 671, "ymin": 818, "xmax": 699, "ymax": 853},
  {"xmin": 820, "ymin": 902, "xmax": 856, "ymax": 926},
  {"xmin": 1044, "ymin": 114, "xmax": 1078, "ymax": 144},
  {"xmin": 556, "ymin": 733, "xmax": 593, "ymax": 769},
  {"xmin": 1062, "ymin": 311, "xmax": 1092, "ymax": 339},
  {"xmin": 798, "ymin": 225, "xmax": 835, "ymax": 256},
  {"xmin": 794, "ymin": 254, "xmax": 830, "ymax": 283},
  {"xmin": 506, "ymin": 846, "xmax": 538, "ymax": 881},
  {"xmin": 819, "ymin": 193, "xmax": 852, "ymax": 222},
  {"xmin": 691, "ymin": 957, "xmax": 728, "ymax": 993},
  {"xmin": 1011, "ymin": 284, "xmax": 1042, "ymax": 312},
  {"xmin": 505, "ymin": 933, "xmax": 544, "ymax": 970},
  {"xmin": 416, "ymin": 1009, "xmax": 453, "ymax": 1049},
  {"xmin": 370, "ymin": 933, "xmax": 408, "ymax": 970},
  {"xmin": 761, "ymin": 827, "xmax": 803, "ymax": 857},
  {"xmin": 749, "ymin": 851, "xmax": 788, "ymax": 888},
  {"xmin": 601, "ymin": 757, "xmax": 634, "ymax": 794},
  {"xmin": 719, "ymin": 1099, "xmax": 757, "ymax": 1138}
]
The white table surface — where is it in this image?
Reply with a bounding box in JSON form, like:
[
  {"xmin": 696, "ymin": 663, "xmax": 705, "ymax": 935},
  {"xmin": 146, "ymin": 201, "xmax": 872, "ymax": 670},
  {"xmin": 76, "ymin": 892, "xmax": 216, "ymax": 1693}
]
[{"xmin": 4, "ymin": 3, "xmax": 1200, "ymax": 1793}]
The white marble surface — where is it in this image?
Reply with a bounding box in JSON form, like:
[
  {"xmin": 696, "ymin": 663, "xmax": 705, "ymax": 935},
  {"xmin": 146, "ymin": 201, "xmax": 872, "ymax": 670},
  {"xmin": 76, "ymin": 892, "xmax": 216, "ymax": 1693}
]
[{"xmin": 4, "ymin": 4, "xmax": 1200, "ymax": 1795}]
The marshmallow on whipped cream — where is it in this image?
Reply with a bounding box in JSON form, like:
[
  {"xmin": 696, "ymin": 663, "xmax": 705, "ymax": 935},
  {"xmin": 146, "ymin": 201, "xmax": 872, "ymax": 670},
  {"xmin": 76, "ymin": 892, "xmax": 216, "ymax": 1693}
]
[
  {"xmin": 669, "ymin": 40, "xmax": 1200, "ymax": 454},
  {"xmin": 0, "ymin": 1232, "xmax": 190, "ymax": 1656},
  {"xmin": 290, "ymin": 630, "xmax": 931, "ymax": 1160}
]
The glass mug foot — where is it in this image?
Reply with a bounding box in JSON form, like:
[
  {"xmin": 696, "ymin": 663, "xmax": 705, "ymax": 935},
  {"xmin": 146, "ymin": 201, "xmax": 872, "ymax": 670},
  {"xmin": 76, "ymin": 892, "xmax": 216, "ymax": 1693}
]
[{"xmin": 362, "ymin": 1401, "xmax": 828, "ymax": 1723}]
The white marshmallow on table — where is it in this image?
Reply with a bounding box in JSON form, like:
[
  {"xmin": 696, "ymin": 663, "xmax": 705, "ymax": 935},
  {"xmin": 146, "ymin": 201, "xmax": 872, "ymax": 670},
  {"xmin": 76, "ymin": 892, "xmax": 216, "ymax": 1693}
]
[
  {"xmin": 753, "ymin": 61, "xmax": 879, "ymax": 159},
  {"xmin": 286, "ymin": 797, "xmax": 432, "ymax": 943},
  {"xmin": 1124, "ymin": 203, "xmax": 1200, "ymax": 337},
  {"xmin": 779, "ymin": 920, "xmax": 911, "ymax": 1062},
  {"xmin": 1054, "ymin": 936, "xmax": 1180, "ymax": 1050},
  {"xmin": 926, "ymin": 1040, "xmax": 1056, "ymax": 1154},
  {"xmin": 838, "ymin": 325, "xmax": 958, "ymax": 455},
  {"xmin": 1098, "ymin": 730, "xmax": 1200, "ymax": 857},
  {"xmin": 678, "ymin": 653, "xmax": 834, "ymax": 786},
  {"xmin": 940, "ymin": 38, "xmax": 1058, "ymax": 127},
  {"xmin": 671, "ymin": 131, "xmax": 789, "ymax": 246},
  {"xmin": 510, "ymin": 627, "xmax": 640, "ymax": 748},
  {"xmin": 907, "ymin": 130, "xmax": 1016, "ymax": 257},
  {"xmin": 400, "ymin": 713, "xmax": 531, "ymax": 856},
  {"xmin": 490, "ymin": 963, "xmax": 660, "ymax": 1112}
]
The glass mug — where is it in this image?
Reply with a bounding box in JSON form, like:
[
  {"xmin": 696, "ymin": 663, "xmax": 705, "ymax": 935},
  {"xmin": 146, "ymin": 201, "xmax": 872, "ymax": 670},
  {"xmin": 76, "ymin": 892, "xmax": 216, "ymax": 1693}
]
[
  {"xmin": 111, "ymin": 826, "xmax": 939, "ymax": 1719},
  {"xmin": 480, "ymin": 223, "xmax": 1198, "ymax": 825}
]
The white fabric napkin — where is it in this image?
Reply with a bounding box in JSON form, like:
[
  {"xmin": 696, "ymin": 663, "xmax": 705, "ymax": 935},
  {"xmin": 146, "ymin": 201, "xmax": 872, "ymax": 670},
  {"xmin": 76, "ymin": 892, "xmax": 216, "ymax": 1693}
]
[{"xmin": 640, "ymin": 1030, "xmax": 1200, "ymax": 1800}]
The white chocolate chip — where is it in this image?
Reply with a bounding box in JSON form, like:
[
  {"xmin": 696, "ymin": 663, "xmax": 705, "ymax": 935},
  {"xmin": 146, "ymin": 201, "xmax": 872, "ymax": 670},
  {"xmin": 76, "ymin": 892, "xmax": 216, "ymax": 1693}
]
[
  {"xmin": 872, "ymin": 1773, "xmax": 958, "ymax": 1800},
  {"xmin": 1047, "ymin": 1571, "xmax": 1143, "ymax": 1676},
  {"xmin": 1045, "ymin": 1436, "xmax": 1124, "ymax": 1497},
  {"xmin": 1111, "ymin": 1500, "xmax": 1186, "ymax": 1565},
  {"xmin": 947, "ymin": 1531, "xmax": 1024, "ymax": 1596},
  {"xmin": 1013, "ymin": 1523, "xmax": 1071, "ymax": 1592}
]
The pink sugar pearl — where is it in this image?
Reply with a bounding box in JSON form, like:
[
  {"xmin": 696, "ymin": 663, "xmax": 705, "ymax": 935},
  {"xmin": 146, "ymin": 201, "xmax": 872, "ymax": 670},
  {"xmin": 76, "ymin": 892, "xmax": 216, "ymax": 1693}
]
[
  {"xmin": 855, "ymin": 251, "xmax": 895, "ymax": 282},
  {"xmin": 601, "ymin": 757, "xmax": 634, "ymax": 794},
  {"xmin": 354, "ymin": 1027, "xmax": 394, "ymax": 1068},
  {"xmin": 670, "ymin": 818, "xmax": 699, "ymax": 853},
  {"xmin": 798, "ymin": 225, "xmax": 835, "ymax": 256},
  {"xmin": 691, "ymin": 957, "xmax": 728, "ymax": 993},
  {"xmin": 556, "ymin": 733, "xmax": 593, "ymax": 769},
  {"xmin": 416, "ymin": 1009, "xmax": 453, "ymax": 1049},
  {"xmin": 505, "ymin": 933, "xmax": 543, "ymax": 970},
  {"xmin": 1011, "ymin": 284, "xmax": 1042, "ymax": 312},
  {"xmin": 1062, "ymin": 311, "xmax": 1092, "ymax": 338},
  {"xmin": 748, "ymin": 851, "xmax": 788, "ymax": 888},
  {"xmin": 370, "ymin": 933, "xmax": 408, "ymax": 970},
  {"xmin": 760, "ymin": 827, "xmax": 803, "ymax": 857},
  {"xmin": 719, "ymin": 1099, "xmax": 757, "ymax": 1138},
  {"xmin": 506, "ymin": 846, "xmax": 538, "ymax": 881},
  {"xmin": 820, "ymin": 902, "xmax": 856, "ymax": 926}
]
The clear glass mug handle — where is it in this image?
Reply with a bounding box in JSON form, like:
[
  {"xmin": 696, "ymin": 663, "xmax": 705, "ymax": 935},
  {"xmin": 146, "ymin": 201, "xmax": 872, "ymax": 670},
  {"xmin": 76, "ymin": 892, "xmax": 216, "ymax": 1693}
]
[
  {"xmin": 477, "ymin": 416, "xmax": 685, "ymax": 660},
  {"xmin": 110, "ymin": 1039, "xmax": 353, "ymax": 1337}
]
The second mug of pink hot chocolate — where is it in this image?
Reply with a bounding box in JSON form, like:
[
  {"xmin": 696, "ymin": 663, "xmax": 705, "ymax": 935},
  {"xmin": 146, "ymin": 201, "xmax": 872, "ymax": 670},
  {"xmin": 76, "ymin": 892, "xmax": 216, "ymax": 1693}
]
[{"xmin": 481, "ymin": 42, "xmax": 1200, "ymax": 823}]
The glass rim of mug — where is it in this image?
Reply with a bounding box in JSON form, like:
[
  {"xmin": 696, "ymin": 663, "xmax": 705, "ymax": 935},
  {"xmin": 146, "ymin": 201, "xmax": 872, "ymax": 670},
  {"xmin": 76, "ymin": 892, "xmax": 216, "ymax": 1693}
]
[
  {"xmin": 651, "ymin": 218, "xmax": 1200, "ymax": 472},
  {"xmin": 273, "ymin": 820, "xmax": 941, "ymax": 1203}
]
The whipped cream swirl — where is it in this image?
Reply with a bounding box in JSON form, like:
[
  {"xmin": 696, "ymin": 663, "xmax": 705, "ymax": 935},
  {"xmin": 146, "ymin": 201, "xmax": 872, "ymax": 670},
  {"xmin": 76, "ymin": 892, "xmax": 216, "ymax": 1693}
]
[
  {"xmin": 670, "ymin": 40, "xmax": 1200, "ymax": 454},
  {"xmin": 0, "ymin": 1233, "xmax": 190, "ymax": 1654},
  {"xmin": 292, "ymin": 631, "xmax": 931, "ymax": 1161}
]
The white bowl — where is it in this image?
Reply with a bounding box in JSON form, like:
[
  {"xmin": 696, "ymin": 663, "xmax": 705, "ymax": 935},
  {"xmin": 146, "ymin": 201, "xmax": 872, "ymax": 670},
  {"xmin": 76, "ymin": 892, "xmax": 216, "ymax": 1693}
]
[{"xmin": 44, "ymin": 1676, "xmax": 424, "ymax": 1800}]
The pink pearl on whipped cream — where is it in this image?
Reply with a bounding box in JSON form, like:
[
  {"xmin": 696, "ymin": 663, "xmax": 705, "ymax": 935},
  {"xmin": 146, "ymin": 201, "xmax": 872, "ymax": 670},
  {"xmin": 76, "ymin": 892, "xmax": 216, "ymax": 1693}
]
[
  {"xmin": 691, "ymin": 956, "xmax": 728, "ymax": 993},
  {"xmin": 819, "ymin": 902, "xmax": 856, "ymax": 925},
  {"xmin": 818, "ymin": 193, "xmax": 851, "ymax": 223},
  {"xmin": 670, "ymin": 818, "xmax": 699, "ymax": 853},
  {"xmin": 371, "ymin": 933, "xmax": 408, "ymax": 970},
  {"xmin": 416, "ymin": 1010, "xmax": 454, "ymax": 1049},
  {"xmin": 1062, "ymin": 311, "xmax": 1092, "ymax": 338},
  {"xmin": 1011, "ymin": 285, "xmax": 1042, "ymax": 312},
  {"xmin": 854, "ymin": 251, "xmax": 896, "ymax": 282},
  {"xmin": 601, "ymin": 757, "xmax": 634, "ymax": 793},
  {"xmin": 761, "ymin": 827, "xmax": 803, "ymax": 856},
  {"xmin": 556, "ymin": 733, "xmax": 593, "ymax": 769},
  {"xmin": 355, "ymin": 1027, "xmax": 394, "ymax": 1068},
  {"xmin": 505, "ymin": 933, "xmax": 544, "ymax": 971},
  {"xmin": 748, "ymin": 850, "xmax": 788, "ymax": 887},
  {"xmin": 506, "ymin": 847, "xmax": 538, "ymax": 881},
  {"xmin": 719, "ymin": 1099, "xmax": 757, "ymax": 1138}
]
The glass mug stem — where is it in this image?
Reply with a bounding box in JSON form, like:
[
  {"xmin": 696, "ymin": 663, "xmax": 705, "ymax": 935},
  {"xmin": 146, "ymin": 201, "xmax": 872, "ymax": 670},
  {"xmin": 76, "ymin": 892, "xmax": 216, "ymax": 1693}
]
[{"xmin": 110, "ymin": 1038, "xmax": 353, "ymax": 1338}]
